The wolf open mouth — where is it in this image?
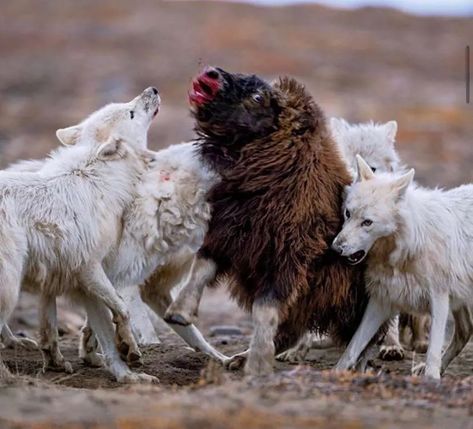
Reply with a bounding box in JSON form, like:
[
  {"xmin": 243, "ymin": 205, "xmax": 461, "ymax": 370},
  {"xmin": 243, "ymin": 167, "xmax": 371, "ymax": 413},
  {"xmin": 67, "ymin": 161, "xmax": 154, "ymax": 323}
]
[{"xmin": 347, "ymin": 250, "xmax": 366, "ymax": 265}]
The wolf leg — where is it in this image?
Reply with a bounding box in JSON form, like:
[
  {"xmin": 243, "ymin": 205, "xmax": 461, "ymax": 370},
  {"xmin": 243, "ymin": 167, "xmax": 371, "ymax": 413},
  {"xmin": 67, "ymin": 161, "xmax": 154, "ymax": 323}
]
[
  {"xmin": 336, "ymin": 298, "xmax": 391, "ymax": 371},
  {"xmin": 415, "ymin": 293, "xmax": 449, "ymax": 380},
  {"xmin": 39, "ymin": 294, "xmax": 73, "ymax": 373},
  {"xmin": 141, "ymin": 276, "xmax": 229, "ymax": 363},
  {"xmin": 164, "ymin": 257, "xmax": 216, "ymax": 326},
  {"xmin": 82, "ymin": 295, "xmax": 157, "ymax": 384},
  {"xmin": 79, "ymin": 262, "xmax": 141, "ymax": 365},
  {"xmin": 378, "ymin": 315, "xmax": 405, "ymax": 361},
  {"xmin": 440, "ymin": 305, "xmax": 473, "ymax": 375},
  {"xmin": 79, "ymin": 323, "xmax": 104, "ymax": 367}
]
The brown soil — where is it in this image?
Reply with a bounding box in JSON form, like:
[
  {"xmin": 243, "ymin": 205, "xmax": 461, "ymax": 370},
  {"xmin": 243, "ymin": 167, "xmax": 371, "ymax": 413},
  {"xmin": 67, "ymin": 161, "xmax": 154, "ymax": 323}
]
[{"xmin": 1, "ymin": 289, "xmax": 473, "ymax": 428}]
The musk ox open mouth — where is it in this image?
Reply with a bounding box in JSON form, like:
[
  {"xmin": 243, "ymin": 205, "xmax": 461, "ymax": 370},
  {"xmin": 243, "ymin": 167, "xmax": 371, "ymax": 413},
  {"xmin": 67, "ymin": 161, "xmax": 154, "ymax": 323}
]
[
  {"xmin": 188, "ymin": 67, "xmax": 222, "ymax": 106},
  {"xmin": 347, "ymin": 250, "xmax": 366, "ymax": 265}
]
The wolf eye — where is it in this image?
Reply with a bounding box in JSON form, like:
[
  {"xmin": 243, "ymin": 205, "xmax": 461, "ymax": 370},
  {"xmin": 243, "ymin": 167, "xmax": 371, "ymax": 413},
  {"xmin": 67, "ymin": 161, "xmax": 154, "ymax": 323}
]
[
  {"xmin": 252, "ymin": 93, "xmax": 264, "ymax": 104},
  {"xmin": 129, "ymin": 111, "xmax": 135, "ymax": 119},
  {"xmin": 370, "ymin": 166, "xmax": 377, "ymax": 173},
  {"xmin": 361, "ymin": 219, "xmax": 373, "ymax": 227},
  {"xmin": 345, "ymin": 209, "xmax": 350, "ymax": 219}
]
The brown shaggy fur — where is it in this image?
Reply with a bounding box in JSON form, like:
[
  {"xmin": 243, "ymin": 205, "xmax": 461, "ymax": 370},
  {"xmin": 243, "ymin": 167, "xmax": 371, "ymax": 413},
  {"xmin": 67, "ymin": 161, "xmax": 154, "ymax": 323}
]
[{"xmin": 197, "ymin": 75, "xmax": 367, "ymax": 352}]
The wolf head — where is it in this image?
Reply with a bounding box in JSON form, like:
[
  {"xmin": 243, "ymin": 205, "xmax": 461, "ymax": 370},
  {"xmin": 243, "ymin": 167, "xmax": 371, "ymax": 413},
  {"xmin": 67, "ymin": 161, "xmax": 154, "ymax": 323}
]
[
  {"xmin": 332, "ymin": 155, "xmax": 414, "ymax": 265},
  {"xmin": 188, "ymin": 66, "xmax": 324, "ymax": 151},
  {"xmin": 330, "ymin": 118, "xmax": 399, "ymax": 175},
  {"xmin": 55, "ymin": 87, "xmax": 160, "ymax": 150}
]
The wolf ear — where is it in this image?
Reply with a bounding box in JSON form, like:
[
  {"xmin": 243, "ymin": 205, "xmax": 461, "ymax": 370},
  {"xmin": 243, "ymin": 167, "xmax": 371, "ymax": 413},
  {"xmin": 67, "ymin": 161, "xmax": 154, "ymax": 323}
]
[
  {"xmin": 356, "ymin": 154, "xmax": 375, "ymax": 182},
  {"xmin": 390, "ymin": 169, "xmax": 414, "ymax": 200},
  {"xmin": 383, "ymin": 120, "xmax": 398, "ymax": 142},
  {"xmin": 96, "ymin": 138, "xmax": 126, "ymax": 161},
  {"xmin": 56, "ymin": 125, "xmax": 82, "ymax": 146},
  {"xmin": 330, "ymin": 117, "xmax": 349, "ymax": 135}
]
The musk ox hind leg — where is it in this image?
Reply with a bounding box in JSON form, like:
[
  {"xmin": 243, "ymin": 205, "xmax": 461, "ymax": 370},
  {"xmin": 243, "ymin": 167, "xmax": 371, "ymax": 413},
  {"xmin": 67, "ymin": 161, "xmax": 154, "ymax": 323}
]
[{"xmin": 164, "ymin": 257, "xmax": 217, "ymax": 326}]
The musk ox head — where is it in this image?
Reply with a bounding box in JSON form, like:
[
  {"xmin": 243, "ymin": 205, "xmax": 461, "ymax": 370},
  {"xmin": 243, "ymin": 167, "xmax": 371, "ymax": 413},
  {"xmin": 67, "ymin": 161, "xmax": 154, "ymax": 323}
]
[{"xmin": 188, "ymin": 66, "xmax": 322, "ymax": 148}]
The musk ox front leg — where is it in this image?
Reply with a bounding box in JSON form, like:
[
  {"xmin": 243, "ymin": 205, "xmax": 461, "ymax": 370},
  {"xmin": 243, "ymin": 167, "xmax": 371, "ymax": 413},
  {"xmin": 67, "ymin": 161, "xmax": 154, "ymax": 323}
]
[
  {"xmin": 244, "ymin": 301, "xmax": 279, "ymax": 376},
  {"xmin": 164, "ymin": 257, "xmax": 216, "ymax": 326}
]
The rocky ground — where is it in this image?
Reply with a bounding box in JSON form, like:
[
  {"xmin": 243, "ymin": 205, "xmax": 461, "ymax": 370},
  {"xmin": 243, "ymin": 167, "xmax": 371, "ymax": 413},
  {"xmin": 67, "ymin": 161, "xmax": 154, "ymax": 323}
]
[{"xmin": 1, "ymin": 1, "xmax": 473, "ymax": 427}]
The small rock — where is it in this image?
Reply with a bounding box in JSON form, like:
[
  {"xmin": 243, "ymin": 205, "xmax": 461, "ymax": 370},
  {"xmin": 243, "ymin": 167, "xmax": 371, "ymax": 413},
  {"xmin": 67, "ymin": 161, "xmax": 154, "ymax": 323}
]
[{"xmin": 209, "ymin": 325, "xmax": 242, "ymax": 337}]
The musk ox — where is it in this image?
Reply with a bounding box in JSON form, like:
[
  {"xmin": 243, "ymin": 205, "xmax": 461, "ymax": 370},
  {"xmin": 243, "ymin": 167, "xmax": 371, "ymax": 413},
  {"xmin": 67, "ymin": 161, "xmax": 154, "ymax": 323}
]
[{"xmin": 165, "ymin": 67, "xmax": 368, "ymax": 375}]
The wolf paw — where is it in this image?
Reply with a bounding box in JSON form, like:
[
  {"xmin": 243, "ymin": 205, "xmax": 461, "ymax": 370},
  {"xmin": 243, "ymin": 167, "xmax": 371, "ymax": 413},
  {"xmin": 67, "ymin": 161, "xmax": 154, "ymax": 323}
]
[
  {"xmin": 4, "ymin": 335, "xmax": 38, "ymax": 351},
  {"xmin": 225, "ymin": 353, "xmax": 248, "ymax": 371},
  {"xmin": 412, "ymin": 362, "xmax": 440, "ymax": 380},
  {"xmin": 276, "ymin": 345, "xmax": 310, "ymax": 363},
  {"xmin": 379, "ymin": 345, "xmax": 405, "ymax": 361},
  {"xmin": 118, "ymin": 371, "xmax": 159, "ymax": 384}
]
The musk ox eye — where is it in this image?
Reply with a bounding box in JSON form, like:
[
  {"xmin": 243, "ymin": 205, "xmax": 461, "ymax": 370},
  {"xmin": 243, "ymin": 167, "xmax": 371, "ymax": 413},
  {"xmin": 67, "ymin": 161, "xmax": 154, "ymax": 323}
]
[
  {"xmin": 361, "ymin": 219, "xmax": 373, "ymax": 227},
  {"xmin": 251, "ymin": 93, "xmax": 264, "ymax": 104},
  {"xmin": 345, "ymin": 209, "xmax": 350, "ymax": 219},
  {"xmin": 129, "ymin": 111, "xmax": 135, "ymax": 119}
]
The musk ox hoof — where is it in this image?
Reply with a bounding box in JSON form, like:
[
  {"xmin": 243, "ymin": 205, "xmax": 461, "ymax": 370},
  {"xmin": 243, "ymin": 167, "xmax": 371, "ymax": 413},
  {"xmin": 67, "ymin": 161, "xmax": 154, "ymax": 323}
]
[
  {"xmin": 244, "ymin": 353, "xmax": 274, "ymax": 376},
  {"xmin": 413, "ymin": 340, "xmax": 429, "ymax": 354},
  {"xmin": 163, "ymin": 310, "xmax": 193, "ymax": 327},
  {"xmin": 379, "ymin": 345, "xmax": 405, "ymax": 361}
]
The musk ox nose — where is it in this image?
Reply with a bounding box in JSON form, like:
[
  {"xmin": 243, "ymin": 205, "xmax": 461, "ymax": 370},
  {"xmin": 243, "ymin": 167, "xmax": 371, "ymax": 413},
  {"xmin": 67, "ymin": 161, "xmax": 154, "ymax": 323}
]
[{"xmin": 204, "ymin": 67, "xmax": 220, "ymax": 80}]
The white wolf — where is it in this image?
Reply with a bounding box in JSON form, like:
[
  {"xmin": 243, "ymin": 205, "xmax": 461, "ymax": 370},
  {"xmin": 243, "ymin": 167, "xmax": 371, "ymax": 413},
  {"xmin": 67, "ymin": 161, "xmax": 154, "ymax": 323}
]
[
  {"xmin": 71, "ymin": 142, "xmax": 230, "ymax": 369},
  {"xmin": 278, "ymin": 118, "xmax": 403, "ymax": 363},
  {"xmin": 0, "ymin": 138, "xmax": 153, "ymax": 382},
  {"xmin": 333, "ymin": 155, "xmax": 473, "ymax": 379},
  {"xmin": 1, "ymin": 88, "xmax": 161, "ymax": 377}
]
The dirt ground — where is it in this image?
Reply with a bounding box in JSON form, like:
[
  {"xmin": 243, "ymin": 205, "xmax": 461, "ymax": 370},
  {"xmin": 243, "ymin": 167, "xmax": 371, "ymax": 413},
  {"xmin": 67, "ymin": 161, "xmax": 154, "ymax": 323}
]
[{"xmin": 1, "ymin": 289, "xmax": 473, "ymax": 429}]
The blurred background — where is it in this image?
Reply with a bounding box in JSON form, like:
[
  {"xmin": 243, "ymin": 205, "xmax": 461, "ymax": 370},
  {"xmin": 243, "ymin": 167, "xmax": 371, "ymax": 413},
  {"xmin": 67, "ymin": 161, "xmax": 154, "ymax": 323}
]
[{"xmin": 0, "ymin": 0, "xmax": 472, "ymax": 188}]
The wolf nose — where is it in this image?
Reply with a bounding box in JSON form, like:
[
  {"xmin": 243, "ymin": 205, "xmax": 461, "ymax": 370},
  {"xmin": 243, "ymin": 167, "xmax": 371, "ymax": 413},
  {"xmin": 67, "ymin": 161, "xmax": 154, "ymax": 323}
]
[
  {"xmin": 331, "ymin": 241, "xmax": 343, "ymax": 255},
  {"xmin": 204, "ymin": 67, "xmax": 220, "ymax": 80},
  {"xmin": 151, "ymin": 87, "xmax": 158, "ymax": 95}
]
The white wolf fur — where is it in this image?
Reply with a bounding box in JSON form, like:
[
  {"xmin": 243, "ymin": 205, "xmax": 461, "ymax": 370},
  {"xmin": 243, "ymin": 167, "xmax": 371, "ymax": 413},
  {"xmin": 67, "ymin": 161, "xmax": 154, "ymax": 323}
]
[
  {"xmin": 333, "ymin": 155, "xmax": 473, "ymax": 379},
  {"xmin": 82, "ymin": 142, "xmax": 229, "ymax": 365},
  {"xmin": 2, "ymin": 88, "xmax": 161, "ymax": 380},
  {"xmin": 0, "ymin": 139, "xmax": 154, "ymax": 382},
  {"xmin": 277, "ymin": 118, "xmax": 402, "ymax": 363}
]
